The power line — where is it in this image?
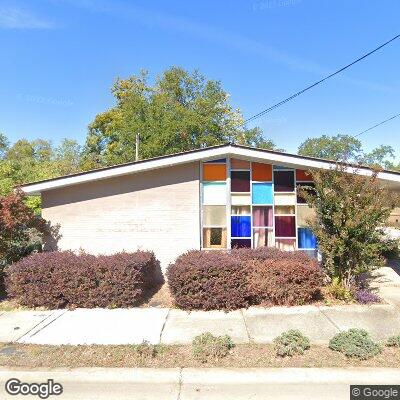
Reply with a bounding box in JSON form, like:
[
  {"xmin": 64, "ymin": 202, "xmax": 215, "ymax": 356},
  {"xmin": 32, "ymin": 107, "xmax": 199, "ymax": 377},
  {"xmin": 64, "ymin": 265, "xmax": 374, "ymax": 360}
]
[
  {"xmin": 242, "ymin": 34, "xmax": 400, "ymax": 126},
  {"xmin": 354, "ymin": 112, "xmax": 400, "ymax": 137}
]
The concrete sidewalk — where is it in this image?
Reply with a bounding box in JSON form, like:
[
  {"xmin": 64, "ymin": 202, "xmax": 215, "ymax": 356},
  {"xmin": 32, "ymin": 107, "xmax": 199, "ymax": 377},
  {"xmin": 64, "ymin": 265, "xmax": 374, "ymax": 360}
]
[
  {"xmin": 0, "ymin": 302, "xmax": 398, "ymax": 346},
  {"xmin": 0, "ymin": 367, "xmax": 399, "ymax": 400},
  {"xmin": 0, "ymin": 266, "xmax": 398, "ymax": 346}
]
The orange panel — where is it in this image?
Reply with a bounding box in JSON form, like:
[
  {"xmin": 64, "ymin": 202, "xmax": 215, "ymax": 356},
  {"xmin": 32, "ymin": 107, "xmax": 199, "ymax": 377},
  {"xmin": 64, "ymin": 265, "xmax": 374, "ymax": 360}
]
[
  {"xmin": 252, "ymin": 162, "xmax": 272, "ymax": 181},
  {"xmin": 296, "ymin": 169, "xmax": 313, "ymax": 181},
  {"xmin": 203, "ymin": 164, "xmax": 226, "ymax": 181},
  {"xmin": 231, "ymin": 158, "xmax": 250, "ymax": 169}
]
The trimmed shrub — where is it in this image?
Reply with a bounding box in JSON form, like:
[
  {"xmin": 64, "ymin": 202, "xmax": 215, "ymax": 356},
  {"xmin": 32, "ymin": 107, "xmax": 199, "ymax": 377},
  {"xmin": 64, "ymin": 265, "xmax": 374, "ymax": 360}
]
[
  {"xmin": 5, "ymin": 250, "xmax": 161, "ymax": 309},
  {"xmin": 192, "ymin": 332, "xmax": 234, "ymax": 363},
  {"xmin": 274, "ymin": 330, "xmax": 310, "ymax": 357},
  {"xmin": 231, "ymin": 246, "xmax": 313, "ymax": 264},
  {"xmin": 166, "ymin": 250, "xmax": 250, "ymax": 310},
  {"xmin": 246, "ymin": 257, "xmax": 324, "ymax": 306},
  {"xmin": 329, "ymin": 329, "xmax": 381, "ymax": 359},
  {"xmin": 386, "ymin": 334, "xmax": 400, "ymax": 347},
  {"xmin": 355, "ymin": 289, "xmax": 380, "ymax": 304}
]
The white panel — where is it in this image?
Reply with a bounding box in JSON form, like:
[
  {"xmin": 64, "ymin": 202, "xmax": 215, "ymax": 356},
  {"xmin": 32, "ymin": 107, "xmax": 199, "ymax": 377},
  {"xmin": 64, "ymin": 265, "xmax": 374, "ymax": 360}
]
[
  {"xmin": 203, "ymin": 182, "xmax": 227, "ymax": 205},
  {"xmin": 274, "ymin": 193, "xmax": 296, "ymax": 206},
  {"xmin": 231, "ymin": 193, "xmax": 251, "ymax": 205}
]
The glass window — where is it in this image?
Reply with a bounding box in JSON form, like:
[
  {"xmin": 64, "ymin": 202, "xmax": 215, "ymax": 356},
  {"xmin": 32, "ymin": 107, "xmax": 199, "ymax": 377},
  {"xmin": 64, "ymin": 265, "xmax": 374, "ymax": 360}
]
[
  {"xmin": 275, "ymin": 215, "xmax": 296, "ymax": 237},
  {"xmin": 275, "ymin": 238, "xmax": 296, "ymax": 251},
  {"xmin": 274, "ymin": 193, "xmax": 296, "ymax": 206},
  {"xmin": 231, "ymin": 206, "xmax": 251, "ymax": 215},
  {"xmin": 203, "ymin": 228, "xmax": 227, "ymax": 248},
  {"xmin": 274, "ymin": 205, "xmax": 295, "ymax": 215},
  {"xmin": 252, "ymin": 206, "xmax": 273, "ymax": 227},
  {"xmin": 231, "ymin": 193, "xmax": 251, "ymax": 205},
  {"xmin": 297, "ymin": 205, "xmax": 316, "ymax": 227},
  {"xmin": 253, "ymin": 228, "xmax": 274, "ymax": 248},
  {"xmin": 274, "ymin": 170, "xmax": 295, "ymax": 192},
  {"xmin": 252, "ymin": 183, "xmax": 273, "ymax": 204},
  {"xmin": 296, "ymin": 169, "xmax": 313, "ymax": 181},
  {"xmin": 231, "ymin": 216, "xmax": 251, "ymax": 237},
  {"xmin": 202, "ymin": 182, "xmax": 226, "ymax": 205},
  {"xmin": 231, "ymin": 239, "xmax": 251, "ymax": 248},
  {"xmin": 203, "ymin": 205, "xmax": 226, "ymax": 226},
  {"xmin": 252, "ymin": 162, "xmax": 272, "ymax": 181},
  {"xmin": 203, "ymin": 164, "xmax": 226, "ymax": 181},
  {"xmin": 231, "ymin": 171, "xmax": 250, "ymax": 192},
  {"xmin": 297, "ymin": 182, "xmax": 315, "ymax": 204},
  {"xmin": 231, "ymin": 158, "xmax": 250, "ymax": 169},
  {"xmin": 298, "ymin": 227, "xmax": 317, "ymax": 249}
]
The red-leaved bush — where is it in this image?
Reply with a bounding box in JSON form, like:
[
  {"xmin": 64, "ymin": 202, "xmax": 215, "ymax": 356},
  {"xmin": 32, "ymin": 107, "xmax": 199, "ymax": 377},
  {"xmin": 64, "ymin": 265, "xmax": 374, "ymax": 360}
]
[
  {"xmin": 166, "ymin": 250, "xmax": 251, "ymax": 311},
  {"xmin": 246, "ymin": 258, "xmax": 324, "ymax": 306},
  {"xmin": 0, "ymin": 190, "xmax": 48, "ymax": 268},
  {"xmin": 167, "ymin": 249, "xmax": 324, "ymax": 310},
  {"xmin": 5, "ymin": 250, "xmax": 161, "ymax": 308}
]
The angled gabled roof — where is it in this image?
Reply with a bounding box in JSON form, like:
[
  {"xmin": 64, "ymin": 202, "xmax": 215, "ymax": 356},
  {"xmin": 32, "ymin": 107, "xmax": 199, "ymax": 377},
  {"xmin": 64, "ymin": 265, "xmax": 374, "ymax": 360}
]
[{"xmin": 20, "ymin": 143, "xmax": 400, "ymax": 195}]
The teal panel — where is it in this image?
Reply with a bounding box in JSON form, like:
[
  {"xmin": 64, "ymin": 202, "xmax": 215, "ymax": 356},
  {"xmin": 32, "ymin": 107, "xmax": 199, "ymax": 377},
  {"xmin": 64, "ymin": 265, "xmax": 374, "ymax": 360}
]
[{"xmin": 252, "ymin": 183, "xmax": 273, "ymax": 204}]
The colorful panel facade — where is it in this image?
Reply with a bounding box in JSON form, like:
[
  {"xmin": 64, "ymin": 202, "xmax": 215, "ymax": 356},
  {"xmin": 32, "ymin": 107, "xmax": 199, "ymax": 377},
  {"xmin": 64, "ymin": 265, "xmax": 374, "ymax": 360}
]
[
  {"xmin": 274, "ymin": 170, "xmax": 295, "ymax": 192},
  {"xmin": 231, "ymin": 171, "xmax": 251, "ymax": 192},
  {"xmin": 203, "ymin": 228, "xmax": 227, "ymax": 248},
  {"xmin": 252, "ymin": 206, "xmax": 273, "ymax": 227},
  {"xmin": 200, "ymin": 158, "xmax": 318, "ymax": 254},
  {"xmin": 203, "ymin": 163, "xmax": 226, "ymax": 181},
  {"xmin": 231, "ymin": 216, "xmax": 251, "ymax": 237},
  {"xmin": 252, "ymin": 183, "xmax": 273, "ymax": 204},
  {"xmin": 298, "ymin": 227, "xmax": 317, "ymax": 249},
  {"xmin": 252, "ymin": 162, "xmax": 272, "ymax": 181},
  {"xmin": 202, "ymin": 182, "xmax": 227, "ymax": 205},
  {"xmin": 203, "ymin": 205, "xmax": 226, "ymax": 226}
]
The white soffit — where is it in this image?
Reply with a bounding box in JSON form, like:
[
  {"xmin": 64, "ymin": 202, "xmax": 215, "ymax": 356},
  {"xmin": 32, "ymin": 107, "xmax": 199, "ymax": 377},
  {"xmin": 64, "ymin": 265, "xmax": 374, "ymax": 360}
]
[{"xmin": 20, "ymin": 145, "xmax": 400, "ymax": 194}]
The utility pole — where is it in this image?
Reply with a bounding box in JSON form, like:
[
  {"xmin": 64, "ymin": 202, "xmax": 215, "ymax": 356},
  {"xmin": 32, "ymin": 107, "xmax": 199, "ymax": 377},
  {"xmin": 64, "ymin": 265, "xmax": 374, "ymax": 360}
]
[{"xmin": 135, "ymin": 133, "xmax": 140, "ymax": 161}]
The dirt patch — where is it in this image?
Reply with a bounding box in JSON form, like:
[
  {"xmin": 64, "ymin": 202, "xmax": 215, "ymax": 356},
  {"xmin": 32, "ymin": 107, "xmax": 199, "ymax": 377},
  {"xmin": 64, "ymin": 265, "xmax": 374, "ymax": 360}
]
[
  {"xmin": 141, "ymin": 283, "xmax": 174, "ymax": 308},
  {"xmin": 0, "ymin": 342, "xmax": 399, "ymax": 369}
]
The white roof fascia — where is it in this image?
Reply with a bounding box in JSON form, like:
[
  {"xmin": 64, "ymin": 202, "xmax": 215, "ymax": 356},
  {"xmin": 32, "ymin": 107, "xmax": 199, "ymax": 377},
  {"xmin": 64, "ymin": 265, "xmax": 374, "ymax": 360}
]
[{"xmin": 20, "ymin": 145, "xmax": 400, "ymax": 194}]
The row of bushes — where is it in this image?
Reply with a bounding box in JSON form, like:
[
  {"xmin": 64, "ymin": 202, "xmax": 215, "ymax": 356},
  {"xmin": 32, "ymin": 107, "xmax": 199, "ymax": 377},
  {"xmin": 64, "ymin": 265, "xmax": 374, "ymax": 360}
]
[
  {"xmin": 167, "ymin": 248, "xmax": 324, "ymax": 310},
  {"xmin": 5, "ymin": 251, "xmax": 162, "ymax": 308},
  {"xmin": 192, "ymin": 328, "xmax": 400, "ymax": 362},
  {"xmin": 5, "ymin": 247, "xmax": 380, "ymax": 311},
  {"xmin": 5, "ymin": 247, "xmax": 323, "ymax": 310}
]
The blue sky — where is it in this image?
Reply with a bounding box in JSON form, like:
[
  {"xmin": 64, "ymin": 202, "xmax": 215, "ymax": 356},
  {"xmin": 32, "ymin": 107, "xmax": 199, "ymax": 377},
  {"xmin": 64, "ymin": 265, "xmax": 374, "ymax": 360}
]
[{"xmin": 0, "ymin": 0, "xmax": 399, "ymax": 159}]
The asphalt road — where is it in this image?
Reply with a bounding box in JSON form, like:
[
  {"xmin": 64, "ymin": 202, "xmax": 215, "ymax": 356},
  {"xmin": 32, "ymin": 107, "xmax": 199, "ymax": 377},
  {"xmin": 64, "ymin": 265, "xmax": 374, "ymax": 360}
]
[{"xmin": 0, "ymin": 367, "xmax": 399, "ymax": 399}]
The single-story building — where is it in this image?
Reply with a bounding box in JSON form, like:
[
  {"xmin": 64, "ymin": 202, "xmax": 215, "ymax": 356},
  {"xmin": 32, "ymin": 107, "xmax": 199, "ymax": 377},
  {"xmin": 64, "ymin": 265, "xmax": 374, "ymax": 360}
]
[{"xmin": 21, "ymin": 144, "xmax": 400, "ymax": 270}]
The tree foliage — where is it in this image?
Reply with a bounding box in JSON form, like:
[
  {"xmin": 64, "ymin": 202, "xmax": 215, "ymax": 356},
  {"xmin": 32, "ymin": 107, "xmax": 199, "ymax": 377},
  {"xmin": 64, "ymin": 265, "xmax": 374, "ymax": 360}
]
[
  {"xmin": 301, "ymin": 165, "xmax": 399, "ymax": 288},
  {"xmin": 83, "ymin": 67, "xmax": 276, "ymax": 168},
  {"xmin": 0, "ymin": 190, "xmax": 48, "ymax": 270},
  {"xmin": 0, "ymin": 135, "xmax": 82, "ymax": 211},
  {"xmin": 298, "ymin": 134, "xmax": 397, "ymax": 169}
]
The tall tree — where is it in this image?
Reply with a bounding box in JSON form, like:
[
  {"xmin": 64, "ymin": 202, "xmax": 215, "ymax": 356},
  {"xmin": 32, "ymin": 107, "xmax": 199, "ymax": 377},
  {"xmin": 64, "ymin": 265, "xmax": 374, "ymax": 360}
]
[
  {"xmin": 83, "ymin": 67, "xmax": 276, "ymax": 168},
  {"xmin": 0, "ymin": 135, "xmax": 82, "ymax": 211},
  {"xmin": 301, "ymin": 165, "xmax": 399, "ymax": 290},
  {"xmin": 298, "ymin": 134, "xmax": 396, "ymax": 168}
]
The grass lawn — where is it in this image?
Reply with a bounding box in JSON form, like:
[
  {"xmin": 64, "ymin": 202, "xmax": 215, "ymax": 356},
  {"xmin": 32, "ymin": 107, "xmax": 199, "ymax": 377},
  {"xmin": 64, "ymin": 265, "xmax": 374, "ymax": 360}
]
[{"xmin": 0, "ymin": 342, "xmax": 399, "ymax": 369}]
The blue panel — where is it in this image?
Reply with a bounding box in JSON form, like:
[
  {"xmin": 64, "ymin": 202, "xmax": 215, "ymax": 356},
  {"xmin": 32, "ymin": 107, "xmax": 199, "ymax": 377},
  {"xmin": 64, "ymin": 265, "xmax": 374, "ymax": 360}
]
[
  {"xmin": 252, "ymin": 183, "xmax": 273, "ymax": 204},
  {"xmin": 298, "ymin": 227, "xmax": 317, "ymax": 249},
  {"xmin": 231, "ymin": 216, "xmax": 251, "ymax": 237}
]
